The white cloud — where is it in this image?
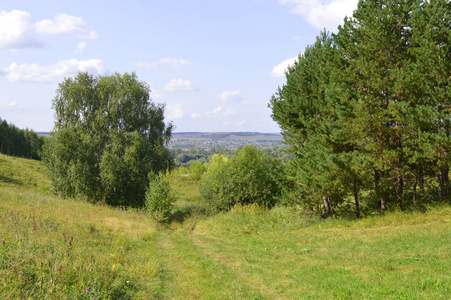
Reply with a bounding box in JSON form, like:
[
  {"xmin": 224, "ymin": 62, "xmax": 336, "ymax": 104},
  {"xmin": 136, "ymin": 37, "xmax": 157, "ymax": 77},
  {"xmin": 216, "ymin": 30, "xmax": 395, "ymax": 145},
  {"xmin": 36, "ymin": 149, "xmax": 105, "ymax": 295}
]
[
  {"xmin": 76, "ymin": 41, "xmax": 86, "ymax": 54},
  {"xmin": 217, "ymin": 90, "xmax": 243, "ymax": 102},
  {"xmin": 2, "ymin": 58, "xmax": 105, "ymax": 82},
  {"xmin": 191, "ymin": 113, "xmax": 201, "ymax": 119},
  {"xmin": 8, "ymin": 101, "xmax": 17, "ymax": 107},
  {"xmin": 166, "ymin": 104, "xmax": 184, "ymax": 120},
  {"xmin": 279, "ymin": 0, "xmax": 358, "ymax": 31},
  {"xmin": 0, "ymin": 10, "xmax": 41, "ymax": 50},
  {"xmin": 207, "ymin": 106, "xmax": 223, "ymax": 115},
  {"xmin": 0, "ymin": 10, "xmax": 98, "ymax": 51},
  {"xmin": 164, "ymin": 79, "xmax": 196, "ymax": 91},
  {"xmin": 236, "ymin": 120, "xmax": 247, "ymax": 126},
  {"xmin": 35, "ymin": 13, "xmax": 98, "ymax": 39},
  {"xmin": 132, "ymin": 57, "xmax": 192, "ymax": 68},
  {"xmin": 271, "ymin": 56, "xmax": 297, "ymax": 78}
]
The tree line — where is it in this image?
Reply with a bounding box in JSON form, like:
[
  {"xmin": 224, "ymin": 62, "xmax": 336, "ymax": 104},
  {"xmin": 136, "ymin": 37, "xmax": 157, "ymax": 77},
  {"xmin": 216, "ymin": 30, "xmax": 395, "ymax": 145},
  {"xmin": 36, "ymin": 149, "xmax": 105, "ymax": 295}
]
[
  {"xmin": 0, "ymin": 118, "xmax": 44, "ymax": 160},
  {"xmin": 170, "ymin": 145, "xmax": 292, "ymax": 168},
  {"xmin": 41, "ymin": 0, "xmax": 450, "ymax": 221},
  {"xmin": 270, "ymin": 0, "xmax": 451, "ymax": 217}
]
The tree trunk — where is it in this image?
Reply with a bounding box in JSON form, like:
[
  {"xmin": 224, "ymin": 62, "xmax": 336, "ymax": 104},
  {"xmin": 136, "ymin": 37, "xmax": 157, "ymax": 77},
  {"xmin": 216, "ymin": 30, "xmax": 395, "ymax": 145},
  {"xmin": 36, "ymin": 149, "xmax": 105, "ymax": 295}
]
[
  {"xmin": 438, "ymin": 165, "xmax": 449, "ymax": 200},
  {"xmin": 375, "ymin": 170, "xmax": 388, "ymax": 214},
  {"xmin": 353, "ymin": 178, "xmax": 360, "ymax": 218},
  {"xmin": 396, "ymin": 171, "xmax": 403, "ymax": 210},
  {"xmin": 381, "ymin": 194, "xmax": 388, "ymax": 214},
  {"xmin": 444, "ymin": 165, "xmax": 450, "ymax": 200},
  {"xmin": 413, "ymin": 169, "xmax": 417, "ymax": 206},
  {"xmin": 321, "ymin": 196, "xmax": 332, "ymax": 219},
  {"xmin": 419, "ymin": 167, "xmax": 424, "ymax": 196}
]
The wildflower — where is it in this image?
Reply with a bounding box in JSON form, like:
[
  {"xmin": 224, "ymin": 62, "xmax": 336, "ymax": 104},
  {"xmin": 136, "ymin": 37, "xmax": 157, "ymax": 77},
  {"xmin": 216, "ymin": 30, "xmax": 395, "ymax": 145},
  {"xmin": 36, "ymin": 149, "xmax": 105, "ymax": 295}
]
[{"xmin": 86, "ymin": 288, "xmax": 89, "ymax": 293}]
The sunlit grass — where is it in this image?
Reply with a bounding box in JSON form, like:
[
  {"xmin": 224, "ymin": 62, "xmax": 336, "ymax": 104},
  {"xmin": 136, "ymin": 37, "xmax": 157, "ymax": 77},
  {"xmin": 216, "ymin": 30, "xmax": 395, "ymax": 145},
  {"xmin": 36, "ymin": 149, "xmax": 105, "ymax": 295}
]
[
  {"xmin": 1, "ymin": 153, "xmax": 450, "ymax": 299},
  {"xmin": 0, "ymin": 153, "xmax": 51, "ymax": 193},
  {"xmin": 191, "ymin": 205, "xmax": 451, "ymax": 299},
  {"xmin": 0, "ymin": 187, "xmax": 163, "ymax": 299}
]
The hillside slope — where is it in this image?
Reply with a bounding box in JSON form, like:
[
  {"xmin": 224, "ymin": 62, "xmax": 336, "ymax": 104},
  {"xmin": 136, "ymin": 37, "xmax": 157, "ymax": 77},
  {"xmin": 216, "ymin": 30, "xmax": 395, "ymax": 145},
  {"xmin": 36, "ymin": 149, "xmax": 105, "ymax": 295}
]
[
  {"xmin": 0, "ymin": 154, "xmax": 450, "ymax": 299},
  {"xmin": 0, "ymin": 153, "xmax": 50, "ymax": 193}
]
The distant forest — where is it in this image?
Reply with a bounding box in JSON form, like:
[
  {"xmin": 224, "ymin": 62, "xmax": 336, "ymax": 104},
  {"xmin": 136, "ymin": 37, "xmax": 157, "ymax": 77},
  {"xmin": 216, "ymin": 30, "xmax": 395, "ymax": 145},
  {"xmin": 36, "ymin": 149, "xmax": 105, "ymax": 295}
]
[{"xmin": 0, "ymin": 118, "xmax": 44, "ymax": 160}]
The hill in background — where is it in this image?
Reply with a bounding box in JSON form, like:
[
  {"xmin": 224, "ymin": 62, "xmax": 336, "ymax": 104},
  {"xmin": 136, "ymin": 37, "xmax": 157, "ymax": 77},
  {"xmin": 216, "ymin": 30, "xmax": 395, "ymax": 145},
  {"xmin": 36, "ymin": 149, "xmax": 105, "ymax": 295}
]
[{"xmin": 170, "ymin": 132, "xmax": 283, "ymax": 149}]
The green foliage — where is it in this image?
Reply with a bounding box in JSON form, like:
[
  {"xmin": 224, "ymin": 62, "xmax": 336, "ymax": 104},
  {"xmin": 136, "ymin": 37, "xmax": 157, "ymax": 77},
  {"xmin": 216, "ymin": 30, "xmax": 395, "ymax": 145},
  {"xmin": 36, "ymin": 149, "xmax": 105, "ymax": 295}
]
[
  {"xmin": 271, "ymin": 0, "xmax": 451, "ymax": 216},
  {"xmin": 100, "ymin": 131, "xmax": 150, "ymax": 207},
  {"xmin": 145, "ymin": 172, "xmax": 175, "ymax": 223},
  {"xmin": 189, "ymin": 161, "xmax": 206, "ymax": 180},
  {"xmin": 0, "ymin": 118, "xmax": 44, "ymax": 160},
  {"xmin": 199, "ymin": 146, "xmax": 282, "ymax": 212},
  {"xmin": 42, "ymin": 72, "xmax": 173, "ymax": 207}
]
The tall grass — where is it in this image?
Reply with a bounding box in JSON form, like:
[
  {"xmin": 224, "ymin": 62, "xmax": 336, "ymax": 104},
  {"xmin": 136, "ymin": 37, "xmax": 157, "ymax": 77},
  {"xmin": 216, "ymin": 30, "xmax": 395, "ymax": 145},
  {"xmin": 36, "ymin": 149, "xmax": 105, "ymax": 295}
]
[
  {"xmin": 0, "ymin": 188, "xmax": 164, "ymax": 299},
  {"xmin": 1, "ymin": 153, "xmax": 450, "ymax": 299}
]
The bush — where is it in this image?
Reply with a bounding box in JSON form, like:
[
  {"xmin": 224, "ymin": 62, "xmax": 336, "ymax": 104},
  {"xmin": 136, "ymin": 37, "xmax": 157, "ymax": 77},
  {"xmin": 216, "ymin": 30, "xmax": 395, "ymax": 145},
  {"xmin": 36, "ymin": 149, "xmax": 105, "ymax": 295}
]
[
  {"xmin": 145, "ymin": 172, "xmax": 175, "ymax": 223},
  {"xmin": 199, "ymin": 146, "xmax": 283, "ymax": 212},
  {"xmin": 189, "ymin": 161, "xmax": 206, "ymax": 180}
]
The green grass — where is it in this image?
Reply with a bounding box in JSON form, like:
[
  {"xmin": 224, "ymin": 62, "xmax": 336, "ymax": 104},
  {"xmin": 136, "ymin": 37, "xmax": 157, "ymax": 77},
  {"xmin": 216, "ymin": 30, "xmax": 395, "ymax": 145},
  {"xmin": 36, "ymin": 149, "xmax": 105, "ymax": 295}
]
[
  {"xmin": 1, "ymin": 153, "xmax": 450, "ymax": 299},
  {"xmin": 0, "ymin": 154, "xmax": 51, "ymax": 193}
]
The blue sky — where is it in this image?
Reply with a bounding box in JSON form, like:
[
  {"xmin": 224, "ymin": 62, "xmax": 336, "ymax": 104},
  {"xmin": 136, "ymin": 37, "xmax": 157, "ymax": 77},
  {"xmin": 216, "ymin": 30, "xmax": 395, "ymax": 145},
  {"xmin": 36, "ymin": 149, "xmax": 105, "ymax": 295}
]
[{"xmin": 0, "ymin": 0, "xmax": 357, "ymax": 133}]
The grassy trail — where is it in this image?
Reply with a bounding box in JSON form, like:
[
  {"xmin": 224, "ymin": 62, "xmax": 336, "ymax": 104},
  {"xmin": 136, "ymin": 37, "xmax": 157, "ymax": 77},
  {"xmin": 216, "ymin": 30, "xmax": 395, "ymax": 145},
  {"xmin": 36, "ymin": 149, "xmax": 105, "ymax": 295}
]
[
  {"xmin": 155, "ymin": 228, "xmax": 269, "ymax": 299},
  {"xmin": 1, "ymin": 154, "xmax": 450, "ymax": 299}
]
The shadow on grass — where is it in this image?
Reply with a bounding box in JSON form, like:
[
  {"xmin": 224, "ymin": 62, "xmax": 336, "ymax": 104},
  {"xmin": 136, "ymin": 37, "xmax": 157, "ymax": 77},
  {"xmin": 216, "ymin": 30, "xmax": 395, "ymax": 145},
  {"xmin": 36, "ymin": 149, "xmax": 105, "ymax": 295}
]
[
  {"xmin": 171, "ymin": 203, "xmax": 209, "ymax": 225},
  {"xmin": 0, "ymin": 174, "xmax": 22, "ymax": 186}
]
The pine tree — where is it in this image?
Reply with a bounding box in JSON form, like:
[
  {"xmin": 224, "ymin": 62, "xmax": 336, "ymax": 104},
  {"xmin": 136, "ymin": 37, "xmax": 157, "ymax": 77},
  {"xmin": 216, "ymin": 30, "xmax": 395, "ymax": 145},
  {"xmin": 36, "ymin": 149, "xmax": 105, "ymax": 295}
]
[
  {"xmin": 335, "ymin": 0, "xmax": 416, "ymax": 212},
  {"xmin": 407, "ymin": 0, "xmax": 451, "ymax": 201},
  {"xmin": 271, "ymin": 32, "xmax": 356, "ymax": 217}
]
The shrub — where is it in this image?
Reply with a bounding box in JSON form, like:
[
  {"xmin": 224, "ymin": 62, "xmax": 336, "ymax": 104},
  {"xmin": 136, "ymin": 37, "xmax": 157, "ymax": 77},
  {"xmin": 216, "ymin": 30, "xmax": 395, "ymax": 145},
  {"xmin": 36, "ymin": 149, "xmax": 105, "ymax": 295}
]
[
  {"xmin": 145, "ymin": 172, "xmax": 175, "ymax": 223},
  {"xmin": 199, "ymin": 146, "xmax": 282, "ymax": 212},
  {"xmin": 189, "ymin": 161, "xmax": 206, "ymax": 181}
]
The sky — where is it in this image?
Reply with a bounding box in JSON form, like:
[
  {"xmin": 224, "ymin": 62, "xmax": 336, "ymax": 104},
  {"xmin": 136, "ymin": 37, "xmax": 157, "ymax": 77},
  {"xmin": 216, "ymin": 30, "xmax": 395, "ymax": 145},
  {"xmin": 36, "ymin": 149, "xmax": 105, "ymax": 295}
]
[{"xmin": 0, "ymin": 0, "xmax": 358, "ymax": 133}]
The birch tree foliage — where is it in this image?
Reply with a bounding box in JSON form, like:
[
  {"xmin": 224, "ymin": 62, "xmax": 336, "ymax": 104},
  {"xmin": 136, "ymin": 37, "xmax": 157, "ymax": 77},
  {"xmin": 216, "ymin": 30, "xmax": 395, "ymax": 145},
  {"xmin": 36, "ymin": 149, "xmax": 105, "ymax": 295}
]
[{"xmin": 43, "ymin": 72, "xmax": 173, "ymax": 207}]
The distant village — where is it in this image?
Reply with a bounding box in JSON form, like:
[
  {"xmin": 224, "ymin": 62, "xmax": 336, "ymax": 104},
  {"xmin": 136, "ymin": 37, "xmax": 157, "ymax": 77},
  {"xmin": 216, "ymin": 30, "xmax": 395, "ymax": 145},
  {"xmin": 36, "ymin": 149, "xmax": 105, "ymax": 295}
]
[{"xmin": 168, "ymin": 132, "xmax": 284, "ymax": 149}]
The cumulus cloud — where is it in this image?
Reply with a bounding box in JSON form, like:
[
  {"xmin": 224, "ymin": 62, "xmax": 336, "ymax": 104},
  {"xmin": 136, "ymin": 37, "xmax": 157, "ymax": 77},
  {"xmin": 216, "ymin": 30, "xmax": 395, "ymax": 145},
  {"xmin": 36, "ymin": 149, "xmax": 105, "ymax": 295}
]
[
  {"xmin": 236, "ymin": 120, "xmax": 247, "ymax": 126},
  {"xmin": 0, "ymin": 10, "xmax": 98, "ymax": 51},
  {"xmin": 2, "ymin": 58, "xmax": 105, "ymax": 82},
  {"xmin": 279, "ymin": 0, "xmax": 358, "ymax": 31},
  {"xmin": 0, "ymin": 10, "xmax": 42, "ymax": 50},
  {"xmin": 166, "ymin": 104, "xmax": 184, "ymax": 120},
  {"xmin": 206, "ymin": 106, "xmax": 223, "ymax": 115},
  {"xmin": 76, "ymin": 41, "xmax": 86, "ymax": 54},
  {"xmin": 191, "ymin": 113, "xmax": 201, "ymax": 119},
  {"xmin": 271, "ymin": 56, "xmax": 297, "ymax": 78},
  {"xmin": 9, "ymin": 101, "xmax": 17, "ymax": 107},
  {"xmin": 35, "ymin": 13, "xmax": 98, "ymax": 39},
  {"xmin": 132, "ymin": 57, "xmax": 192, "ymax": 68},
  {"xmin": 164, "ymin": 79, "xmax": 197, "ymax": 91},
  {"xmin": 217, "ymin": 90, "xmax": 243, "ymax": 102}
]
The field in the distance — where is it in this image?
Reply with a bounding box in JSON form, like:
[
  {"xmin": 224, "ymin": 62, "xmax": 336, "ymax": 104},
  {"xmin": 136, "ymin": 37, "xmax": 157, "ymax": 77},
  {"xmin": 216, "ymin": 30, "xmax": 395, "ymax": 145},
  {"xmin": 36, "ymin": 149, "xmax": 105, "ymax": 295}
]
[{"xmin": 0, "ymin": 153, "xmax": 450, "ymax": 299}]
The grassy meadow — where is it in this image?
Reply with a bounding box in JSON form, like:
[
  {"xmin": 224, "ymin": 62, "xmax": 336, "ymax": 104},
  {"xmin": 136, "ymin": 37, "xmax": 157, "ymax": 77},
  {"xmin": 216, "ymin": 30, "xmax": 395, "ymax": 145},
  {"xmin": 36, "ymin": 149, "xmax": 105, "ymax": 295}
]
[{"xmin": 1, "ymin": 153, "xmax": 450, "ymax": 299}]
